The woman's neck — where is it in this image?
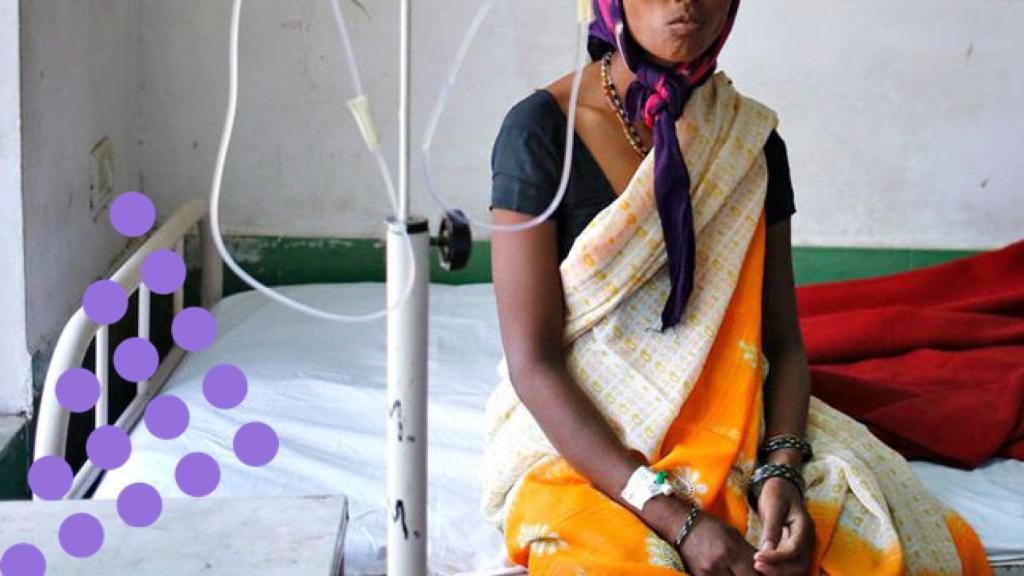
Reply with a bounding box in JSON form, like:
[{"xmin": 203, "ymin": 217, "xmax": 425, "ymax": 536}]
[{"xmin": 609, "ymin": 50, "xmax": 636, "ymax": 95}]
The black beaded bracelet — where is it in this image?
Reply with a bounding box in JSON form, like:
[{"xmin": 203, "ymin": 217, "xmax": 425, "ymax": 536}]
[
  {"xmin": 747, "ymin": 463, "xmax": 805, "ymax": 510},
  {"xmin": 672, "ymin": 504, "xmax": 701, "ymax": 550},
  {"xmin": 758, "ymin": 434, "xmax": 813, "ymax": 464}
]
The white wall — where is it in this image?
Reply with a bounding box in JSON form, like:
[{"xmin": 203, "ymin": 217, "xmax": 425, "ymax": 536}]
[
  {"xmin": 19, "ymin": 1, "xmax": 142, "ymax": 358},
  {"xmin": 137, "ymin": 0, "xmax": 403, "ymax": 237},
  {"xmin": 1, "ymin": 0, "xmax": 31, "ymax": 415},
  {"xmin": 136, "ymin": 0, "xmax": 1022, "ymax": 250},
  {"xmin": 722, "ymin": 1, "xmax": 1024, "ymax": 249}
]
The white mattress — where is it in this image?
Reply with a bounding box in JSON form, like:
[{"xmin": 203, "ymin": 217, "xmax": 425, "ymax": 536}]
[{"xmin": 93, "ymin": 283, "xmax": 1024, "ymax": 573}]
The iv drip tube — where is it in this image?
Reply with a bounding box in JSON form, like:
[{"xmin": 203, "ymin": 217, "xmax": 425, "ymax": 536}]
[
  {"xmin": 210, "ymin": 0, "xmax": 591, "ymax": 320},
  {"xmin": 421, "ymin": 0, "xmax": 591, "ymax": 232},
  {"xmin": 209, "ymin": 0, "xmax": 417, "ymax": 323}
]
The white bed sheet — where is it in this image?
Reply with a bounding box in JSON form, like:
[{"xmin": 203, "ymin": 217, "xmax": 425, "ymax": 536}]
[
  {"xmin": 910, "ymin": 459, "xmax": 1024, "ymax": 566},
  {"xmin": 93, "ymin": 283, "xmax": 1024, "ymax": 573}
]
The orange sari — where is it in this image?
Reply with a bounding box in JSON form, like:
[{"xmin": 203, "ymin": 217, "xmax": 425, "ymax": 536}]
[
  {"xmin": 481, "ymin": 73, "xmax": 992, "ymax": 575},
  {"xmin": 502, "ymin": 212, "xmax": 991, "ymax": 575}
]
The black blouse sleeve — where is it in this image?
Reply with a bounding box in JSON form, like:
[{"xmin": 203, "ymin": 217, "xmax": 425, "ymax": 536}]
[
  {"xmin": 764, "ymin": 129, "xmax": 797, "ymax": 226},
  {"xmin": 489, "ymin": 94, "xmax": 796, "ymax": 228},
  {"xmin": 488, "ymin": 93, "xmax": 564, "ymax": 220}
]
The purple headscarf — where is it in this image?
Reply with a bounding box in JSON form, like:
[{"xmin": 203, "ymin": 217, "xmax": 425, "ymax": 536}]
[{"xmin": 588, "ymin": 0, "xmax": 740, "ymax": 331}]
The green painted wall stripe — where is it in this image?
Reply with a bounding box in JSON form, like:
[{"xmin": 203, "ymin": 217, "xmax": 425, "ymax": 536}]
[
  {"xmin": 791, "ymin": 247, "xmax": 980, "ymax": 285},
  {"xmin": 207, "ymin": 237, "xmax": 492, "ymax": 298},
  {"xmin": 196, "ymin": 236, "xmax": 982, "ymax": 297}
]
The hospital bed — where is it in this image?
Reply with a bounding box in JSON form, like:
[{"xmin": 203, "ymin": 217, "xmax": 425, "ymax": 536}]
[{"xmin": 35, "ymin": 199, "xmax": 1024, "ymax": 575}]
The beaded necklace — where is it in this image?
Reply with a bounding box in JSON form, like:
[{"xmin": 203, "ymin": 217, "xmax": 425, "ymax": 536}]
[{"xmin": 600, "ymin": 50, "xmax": 648, "ymax": 159}]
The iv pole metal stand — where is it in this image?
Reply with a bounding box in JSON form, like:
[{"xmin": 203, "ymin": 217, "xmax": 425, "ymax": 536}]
[{"xmin": 386, "ymin": 0, "xmax": 429, "ymax": 574}]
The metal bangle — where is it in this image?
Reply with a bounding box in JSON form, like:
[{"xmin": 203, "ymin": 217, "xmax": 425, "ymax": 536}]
[
  {"xmin": 758, "ymin": 434, "xmax": 813, "ymax": 464},
  {"xmin": 672, "ymin": 504, "xmax": 701, "ymax": 550},
  {"xmin": 747, "ymin": 463, "xmax": 805, "ymax": 510}
]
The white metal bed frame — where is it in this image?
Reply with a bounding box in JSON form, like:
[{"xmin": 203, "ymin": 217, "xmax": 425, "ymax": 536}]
[
  {"xmin": 32, "ymin": 191, "xmax": 434, "ymax": 576},
  {"xmin": 34, "ymin": 197, "xmax": 222, "ymax": 499}
]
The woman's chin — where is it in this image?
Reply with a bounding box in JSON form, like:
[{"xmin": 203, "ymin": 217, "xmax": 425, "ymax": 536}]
[
  {"xmin": 651, "ymin": 47, "xmax": 700, "ymax": 68},
  {"xmin": 648, "ymin": 35, "xmax": 712, "ymax": 67}
]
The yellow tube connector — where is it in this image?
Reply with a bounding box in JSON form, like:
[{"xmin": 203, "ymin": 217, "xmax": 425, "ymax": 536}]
[
  {"xmin": 578, "ymin": 0, "xmax": 592, "ymax": 23},
  {"xmin": 346, "ymin": 94, "xmax": 380, "ymax": 150}
]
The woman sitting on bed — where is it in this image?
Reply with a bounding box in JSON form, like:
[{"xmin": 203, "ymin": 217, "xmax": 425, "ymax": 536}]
[{"xmin": 482, "ymin": 1, "xmax": 992, "ymax": 575}]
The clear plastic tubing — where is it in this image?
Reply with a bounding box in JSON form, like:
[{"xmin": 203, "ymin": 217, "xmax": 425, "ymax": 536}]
[
  {"xmin": 208, "ymin": 0, "xmax": 588, "ymax": 322},
  {"xmin": 207, "ymin": 0, "xmax": 415, "ymax": 323},
  {"xmin": 422, "ymin": 0, "xmax": 590, "ymax": 232}
]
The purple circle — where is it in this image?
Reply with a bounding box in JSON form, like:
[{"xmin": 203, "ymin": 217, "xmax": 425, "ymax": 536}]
[
  {"xmin": 141, "ymin": 249, "xmax": 186, "ymax": 295},
  {"xmin": 82, "ymin": 280, "xmax": 128, "ymax": 325},
  {"xmin": 144, "ymin": 394, "xmax": 190, "ymax": 440},
  {"xmin": 58, "ymin": 513, "xmax": 104, "ymax": 558},
  {"xmin": 27, "ymin": 456, "xmax": 73, "ymax": 501},
  {"xmin": 175, "ymin": 452, "xmax": 220, "ymax": 497},
  {"xmin": 0, "ymin": 543, "xmax": 46, "ymax": 576},
  {"xmin": 203, "ymin": 364, "xmax": 248, "ymax": 409},
  {"xmin": 233, "ymin": 422, "xmax": 279, "ymax": 467},
  {"xmin": 55, "ymin": 367, "xmax": 101, "ymax": 413},
  {"xmin": 86, "ymin": 425, "xmax": 131, "ymax": 471},
  {"xmin": 112, "ymin": 337, "xmax": 158, "ymax": 383},
  {"xmin": 117, "ymin": 483, "xmax": 162, "ymax": 528},
  {"xmin": 109, "ymin": 191, "xmax": 155, "ymax": 238},
  {"xmin": 171, "ymin": 307, "xmax": 216, "ymax": 352}
]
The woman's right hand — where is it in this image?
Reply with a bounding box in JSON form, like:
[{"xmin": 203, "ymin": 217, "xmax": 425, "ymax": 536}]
[{"xmin": 678, "ymin": 509, "xmax": 759, "ymax": 576}]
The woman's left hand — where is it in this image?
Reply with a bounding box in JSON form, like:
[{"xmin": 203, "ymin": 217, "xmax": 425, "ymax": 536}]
[{"xmin": 753, "ymin": 477, "xmax": 816, "ymax": 576}]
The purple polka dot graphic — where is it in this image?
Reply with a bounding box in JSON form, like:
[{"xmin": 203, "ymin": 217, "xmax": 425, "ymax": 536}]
[
  {"xmin": 86, "ymin": 425, "xmax": 131, "ymax": 471},
  {"xmin": 109, "ymin": 191, "xmax": 155, "ymax": 238},
  {"xmin": 17, "ymin": 185, "xmax": 286, "ymax": 567},
  {"xmin": 55, "ymin": 367, "xmax": 101, "ymax": 413},
  {"xmin": 140, "ymin": 249, "xmax": 186, "ymax": 295},
  {"xmin": 171, "ymin": 307, "xmax": 216, "ymax": 352},
  {"xmin": 203, "ymin": 364, "xmax": 248, "ymax": 409},
  {"xmin": 112, "ymin": 337, "xmax": 158, "ymax": 382},
  {"xmin": 175, "ymin": 452, "xmax": 220, "ymax": 497},
  {"xmin": 82, "ymin": 280, "xmax": 128, "ymax": 325},
  {"xmin": 117, "ymin": 483, "xmax": 162, "ymax": 528},
  {"xmin": 0, "ymin": 543, "xmax": 45, "ymax": 576},
  {"xmin": 58, "ymin": 513, "xmax": 104, "ymax": 559},
  {"xmin": 144, "ymin": 394, "xmax": 190, "ymax": 440},
  {"xmin": 234, "ymin": 422, "xmax": 279, "ymax": 467},
  {"xmin": 27, "ymin": 456, "xmax": 73, "ymax": 501}
]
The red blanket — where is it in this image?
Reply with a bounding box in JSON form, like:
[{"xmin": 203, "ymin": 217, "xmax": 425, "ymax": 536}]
[{"xmin": 796, "ymin": 239, "xmax": 1024, "ymax": 468}]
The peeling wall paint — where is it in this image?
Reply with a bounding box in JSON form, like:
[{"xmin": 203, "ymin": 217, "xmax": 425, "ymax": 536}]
[{"xmin": 19, "ymin": 1, "xmax": 143, "ymax": 409}]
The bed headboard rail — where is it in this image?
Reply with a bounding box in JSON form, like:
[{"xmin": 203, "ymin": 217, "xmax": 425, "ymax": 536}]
[{"xmin": 33, "ymin": 197, "xmax": 223, "ymax": 499}]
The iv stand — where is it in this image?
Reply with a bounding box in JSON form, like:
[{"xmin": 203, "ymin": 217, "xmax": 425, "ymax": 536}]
[{"xmin": 385, "ymin": 0, "xmax": 430, "ymax": 574}]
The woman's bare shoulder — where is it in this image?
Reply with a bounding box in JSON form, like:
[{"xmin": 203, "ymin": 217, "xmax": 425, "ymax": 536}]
[{"xmin": 542, "ymin": 63, "xmax": 604, "ymax": 117}]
